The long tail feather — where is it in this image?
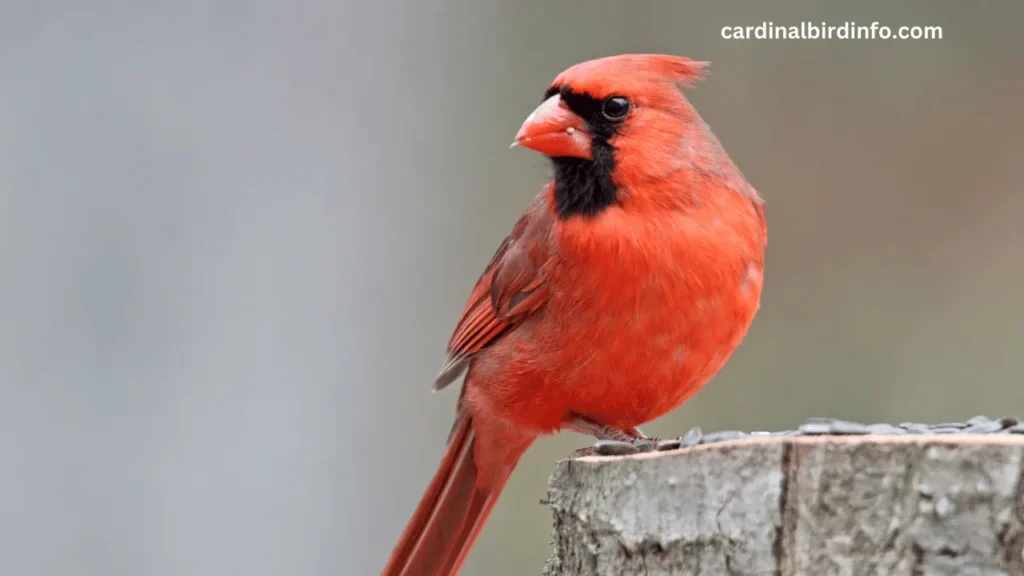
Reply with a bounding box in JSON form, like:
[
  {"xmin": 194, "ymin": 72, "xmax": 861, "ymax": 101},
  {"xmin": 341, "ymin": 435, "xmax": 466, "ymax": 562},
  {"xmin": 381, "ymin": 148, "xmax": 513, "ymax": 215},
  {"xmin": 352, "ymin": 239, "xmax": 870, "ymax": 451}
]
[{"xmin": 381, "ymin": 413, "xmax": 521, "ymax": 576}]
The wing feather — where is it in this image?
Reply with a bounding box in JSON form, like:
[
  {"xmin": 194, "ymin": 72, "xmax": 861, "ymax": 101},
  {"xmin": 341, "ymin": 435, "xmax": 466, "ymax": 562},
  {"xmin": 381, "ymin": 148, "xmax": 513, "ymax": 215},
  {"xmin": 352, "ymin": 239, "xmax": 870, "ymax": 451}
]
[{"xmin": 433, "ymin": 194, "xmax": 553, "ymax": 390}]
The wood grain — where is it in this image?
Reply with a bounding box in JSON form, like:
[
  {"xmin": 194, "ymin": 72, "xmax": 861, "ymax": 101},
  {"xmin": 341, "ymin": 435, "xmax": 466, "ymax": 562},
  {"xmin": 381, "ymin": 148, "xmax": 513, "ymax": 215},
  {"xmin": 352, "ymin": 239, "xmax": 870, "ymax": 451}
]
[{"xmin": 543, "ymin": 435, "xmax": 1024, "ymax": 576}]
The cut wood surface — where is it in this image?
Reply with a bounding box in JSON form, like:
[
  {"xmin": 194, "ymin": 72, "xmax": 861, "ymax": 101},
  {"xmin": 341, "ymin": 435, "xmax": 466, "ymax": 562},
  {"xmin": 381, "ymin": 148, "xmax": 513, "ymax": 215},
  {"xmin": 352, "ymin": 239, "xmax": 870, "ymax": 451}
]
[{"xmin": 543, "ymin": 435, "xmax": 1024, "ymax": 576}]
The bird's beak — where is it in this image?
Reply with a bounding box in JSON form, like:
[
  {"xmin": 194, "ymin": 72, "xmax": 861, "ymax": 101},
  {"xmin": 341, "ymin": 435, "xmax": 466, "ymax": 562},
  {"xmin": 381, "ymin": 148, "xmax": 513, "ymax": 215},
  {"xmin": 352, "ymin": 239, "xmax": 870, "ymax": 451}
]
[{"xmin": 512, "ymin": 94, "xmax": 591, "ymax": 159}]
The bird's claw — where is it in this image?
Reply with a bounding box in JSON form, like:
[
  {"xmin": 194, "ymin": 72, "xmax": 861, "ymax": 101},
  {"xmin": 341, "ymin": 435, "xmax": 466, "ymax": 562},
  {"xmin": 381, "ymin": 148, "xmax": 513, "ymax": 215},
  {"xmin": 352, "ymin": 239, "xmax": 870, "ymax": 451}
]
[
  {"xmin": 573, "ymin": 437, "xmax": 677, "ymax": 458},
  {"xmin": 566, "ymin": 414, "xmax": 691, "ymax": 457},
  {"xmin": 569, "ymin": 445, "xmax": 600, "ymax": 458}
]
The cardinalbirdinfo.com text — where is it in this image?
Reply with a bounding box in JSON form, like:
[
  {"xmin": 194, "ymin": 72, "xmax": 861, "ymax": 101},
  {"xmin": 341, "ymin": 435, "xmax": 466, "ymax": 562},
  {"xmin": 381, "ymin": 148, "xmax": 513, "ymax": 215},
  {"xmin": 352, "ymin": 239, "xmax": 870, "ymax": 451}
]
[{"xmin": 722, "ymin": 21, "xmax": 943, "ymax": 40}]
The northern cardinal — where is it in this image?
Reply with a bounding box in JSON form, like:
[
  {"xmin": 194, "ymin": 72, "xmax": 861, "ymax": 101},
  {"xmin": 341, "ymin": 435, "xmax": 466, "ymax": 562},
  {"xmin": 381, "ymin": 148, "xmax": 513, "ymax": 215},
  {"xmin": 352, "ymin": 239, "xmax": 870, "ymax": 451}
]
[{"xmin": 382, "ymin": 54, "xmax": 766, "ymax": 576}]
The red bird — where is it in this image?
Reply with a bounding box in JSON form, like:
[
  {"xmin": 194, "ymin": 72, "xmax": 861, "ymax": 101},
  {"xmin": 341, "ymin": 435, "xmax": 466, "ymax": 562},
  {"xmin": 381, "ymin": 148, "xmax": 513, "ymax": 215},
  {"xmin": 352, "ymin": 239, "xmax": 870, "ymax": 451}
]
[{"xmin": 382, "ymin": 54, "xmax": 766, "ymax": 576}]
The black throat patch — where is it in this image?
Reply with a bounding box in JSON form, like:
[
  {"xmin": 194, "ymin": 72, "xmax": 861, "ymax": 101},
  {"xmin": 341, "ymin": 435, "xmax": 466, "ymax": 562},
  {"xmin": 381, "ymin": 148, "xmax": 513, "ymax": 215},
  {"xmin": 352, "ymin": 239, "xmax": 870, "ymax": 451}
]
[{"xmin": 545, "ymin": 86, "xmax": 623, "ymax": 220}]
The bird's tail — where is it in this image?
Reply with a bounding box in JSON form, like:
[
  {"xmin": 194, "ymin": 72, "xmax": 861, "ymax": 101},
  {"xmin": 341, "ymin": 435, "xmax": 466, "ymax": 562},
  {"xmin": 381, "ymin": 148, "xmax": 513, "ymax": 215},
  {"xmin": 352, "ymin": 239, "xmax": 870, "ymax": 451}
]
[{"xmin": 381, "ymin": 412, "xmax": 527, "ymax": 576}]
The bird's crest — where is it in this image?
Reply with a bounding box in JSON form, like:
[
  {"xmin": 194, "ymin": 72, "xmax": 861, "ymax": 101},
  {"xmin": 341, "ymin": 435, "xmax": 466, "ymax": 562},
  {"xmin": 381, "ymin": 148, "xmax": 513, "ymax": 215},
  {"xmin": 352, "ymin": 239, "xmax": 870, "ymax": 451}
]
[{"xmin": 552, "ymin": 54, "xmax": 709, "ymax": 98}]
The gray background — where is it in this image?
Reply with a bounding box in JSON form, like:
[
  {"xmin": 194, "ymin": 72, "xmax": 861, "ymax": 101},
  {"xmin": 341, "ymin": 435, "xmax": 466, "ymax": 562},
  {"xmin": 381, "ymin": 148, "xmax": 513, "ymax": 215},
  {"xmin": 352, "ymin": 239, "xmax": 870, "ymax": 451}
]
[{"xmin": 2, "ymin": 1, "xmax": 1022, "ymax": 575}]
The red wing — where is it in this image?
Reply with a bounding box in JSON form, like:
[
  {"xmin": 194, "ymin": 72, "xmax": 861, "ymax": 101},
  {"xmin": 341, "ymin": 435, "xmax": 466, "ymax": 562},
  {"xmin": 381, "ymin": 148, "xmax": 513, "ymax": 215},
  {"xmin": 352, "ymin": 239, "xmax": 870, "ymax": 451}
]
[{"xmin": 432, "ymin": 194, "xmax": 553, "ymax": 391}]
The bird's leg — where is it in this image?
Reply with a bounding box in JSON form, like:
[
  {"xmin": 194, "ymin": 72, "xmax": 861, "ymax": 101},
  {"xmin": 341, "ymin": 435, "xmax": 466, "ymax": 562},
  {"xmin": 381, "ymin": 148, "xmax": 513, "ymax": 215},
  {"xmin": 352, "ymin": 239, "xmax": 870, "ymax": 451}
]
[
  {"xmin": 567, "ymin": 414, "xmax": 645, "ymax": 441},
  {"xmin": 565, "ymin": 413, "xmax": 663, "ymax": 457}
]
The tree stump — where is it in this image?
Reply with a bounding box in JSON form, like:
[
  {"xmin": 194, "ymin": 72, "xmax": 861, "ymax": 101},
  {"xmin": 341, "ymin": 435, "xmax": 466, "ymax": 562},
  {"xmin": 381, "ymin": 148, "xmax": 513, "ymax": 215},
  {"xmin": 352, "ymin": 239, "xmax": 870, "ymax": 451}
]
[{"xmin": 543, "ymin": 435, "xmax": 1024, "ymax": 576}]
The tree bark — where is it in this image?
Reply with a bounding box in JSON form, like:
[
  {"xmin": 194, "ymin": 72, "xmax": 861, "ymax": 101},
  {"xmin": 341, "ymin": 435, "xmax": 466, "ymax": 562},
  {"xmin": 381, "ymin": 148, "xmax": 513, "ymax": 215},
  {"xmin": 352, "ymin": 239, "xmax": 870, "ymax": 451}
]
[{"xmin": 543, "ymin": 436, "xmax": 1024, "ymax": 576}]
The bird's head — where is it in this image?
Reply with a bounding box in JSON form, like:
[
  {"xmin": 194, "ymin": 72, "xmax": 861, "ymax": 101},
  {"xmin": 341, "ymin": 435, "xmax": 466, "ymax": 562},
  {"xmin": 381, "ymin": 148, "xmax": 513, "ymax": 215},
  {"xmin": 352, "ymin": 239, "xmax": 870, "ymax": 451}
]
[{"xmin": 513, "ymin": 54, "xmax": 722, "ymax": 219}]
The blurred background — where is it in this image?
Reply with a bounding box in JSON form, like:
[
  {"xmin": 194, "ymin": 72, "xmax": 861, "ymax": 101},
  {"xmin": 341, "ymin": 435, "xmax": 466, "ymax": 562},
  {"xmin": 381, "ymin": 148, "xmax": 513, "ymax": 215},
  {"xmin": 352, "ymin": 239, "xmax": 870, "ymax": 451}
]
[{"xmin": 2, "ymin": 1, "xmax": 1023, "ymax": 575}]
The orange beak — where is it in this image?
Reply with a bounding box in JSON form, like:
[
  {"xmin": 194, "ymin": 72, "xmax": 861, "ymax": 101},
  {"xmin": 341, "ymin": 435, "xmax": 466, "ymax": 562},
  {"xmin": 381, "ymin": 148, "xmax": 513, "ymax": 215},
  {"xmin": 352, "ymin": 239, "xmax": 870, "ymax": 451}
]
[{"xmin": 513, "ymin": 95, "xmax": 591, "ymax": 159}]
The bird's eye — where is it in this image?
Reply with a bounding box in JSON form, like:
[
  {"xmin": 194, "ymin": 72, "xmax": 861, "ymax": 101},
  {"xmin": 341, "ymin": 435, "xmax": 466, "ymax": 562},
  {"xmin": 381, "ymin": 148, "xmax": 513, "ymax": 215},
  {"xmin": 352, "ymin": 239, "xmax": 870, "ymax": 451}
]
[{"xmin": 601, "ymin": 96, "xmax": 631, "ymax": 120}]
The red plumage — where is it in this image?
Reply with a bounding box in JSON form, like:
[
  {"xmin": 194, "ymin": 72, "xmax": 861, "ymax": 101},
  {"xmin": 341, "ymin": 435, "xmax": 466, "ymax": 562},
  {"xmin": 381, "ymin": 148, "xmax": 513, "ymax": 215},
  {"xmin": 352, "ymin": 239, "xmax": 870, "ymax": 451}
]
[{"xmin": 382, "ymin": 54, "xmax": 766, "ymax": 576}]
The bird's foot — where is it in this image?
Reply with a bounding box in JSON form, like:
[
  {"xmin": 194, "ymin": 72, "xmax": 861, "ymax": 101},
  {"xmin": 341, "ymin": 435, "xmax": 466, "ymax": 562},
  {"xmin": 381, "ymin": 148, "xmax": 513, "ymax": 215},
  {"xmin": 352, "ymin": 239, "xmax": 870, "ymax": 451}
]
[
  {"xmin": 566, "ymin": 413, "xmax": 646, "ymax": 441},
  {"xmin": 570, "ymin": 437, "xmax": 682, "ymax": 457},
  {"xmin": 566, "ymin": 413, "xmax": 681, "ymax": 457}
]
